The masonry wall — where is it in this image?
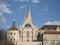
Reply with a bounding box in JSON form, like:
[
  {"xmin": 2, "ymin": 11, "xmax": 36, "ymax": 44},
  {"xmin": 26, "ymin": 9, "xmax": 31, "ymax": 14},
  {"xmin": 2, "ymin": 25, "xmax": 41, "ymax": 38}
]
[
  {"xmin": 17, "ymin": 42, "xmax": 42, "ymax": 45},
  {"xmin": 19, "ymin": 28, "xmax": 38, "ymax": 42},
  {"xmin": 43, "ymin": 34, "xmax": 60, "ymax": 45}
]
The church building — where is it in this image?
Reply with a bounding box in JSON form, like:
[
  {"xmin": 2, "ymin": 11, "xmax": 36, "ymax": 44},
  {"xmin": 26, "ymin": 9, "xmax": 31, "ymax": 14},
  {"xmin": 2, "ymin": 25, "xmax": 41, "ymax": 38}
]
[
  {"xmin": 7, "ymin": 8, "xmax": 60, "ymax": 45},
  {"xmin": 18, "ymin": 8, "xmax": 38, "ymax": 42},
  {"xmin": 7, "ymin": 9, "xmax": 42, "ymax": 45}
]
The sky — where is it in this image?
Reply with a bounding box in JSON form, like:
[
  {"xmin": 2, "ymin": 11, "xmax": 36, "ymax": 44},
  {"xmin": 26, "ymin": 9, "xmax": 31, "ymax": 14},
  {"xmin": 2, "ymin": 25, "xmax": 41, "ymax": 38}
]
[{"xmin": 0, "ymin": 0, "xmax": 60, "ymax": 29}]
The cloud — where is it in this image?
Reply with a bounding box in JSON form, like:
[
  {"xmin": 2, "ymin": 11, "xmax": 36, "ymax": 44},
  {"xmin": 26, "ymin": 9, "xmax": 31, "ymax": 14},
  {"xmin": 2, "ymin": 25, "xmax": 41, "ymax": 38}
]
[
  {"xmin": 13, "ymin": 0, "xmax": 19, "ymax": 2},
  {"xmin": 44, "ymin": 21, "xmax": 60, "ymax": 25},
  {"xmin": 20, "ymin": 0, "xmax": 29, "ymax": 2},
  {"xmin": 20, "ymin": 5, "xmax": 27, "ymax": 9},
  {"xmin": 0, "ymin": 13, "xmax": 2, "ymax": 15},
  {"xmin": 44, "ymin": 8, "xmax": 48, "ymax": 11},
  {"xmin": 13, "ymin": 0, "xmax": 29, "ymax": 2},
  {"xmin": 0, "ymin": 13, "xmax": 6, "ymax": 22},
  {"xmin": 0, "ymin": 13, "xmax": 7, "ymax": 29},
  {"xmin": 17, "ymin": 5, "xmax": 27, "ymax": 12},
  {"xmin": 0, "ymin": 2, "xmax": 12, "ymax": 14},
  {"xmin": 13, "ymin": 0, "xmax": 40, "ymax": 3},
  {"xmin": 0, "ymin": 1, "xmax": 12, "ymax": 29},
  {"xmin": 32, "ymin": 0, "xmax": 40, "ymax": 3}
]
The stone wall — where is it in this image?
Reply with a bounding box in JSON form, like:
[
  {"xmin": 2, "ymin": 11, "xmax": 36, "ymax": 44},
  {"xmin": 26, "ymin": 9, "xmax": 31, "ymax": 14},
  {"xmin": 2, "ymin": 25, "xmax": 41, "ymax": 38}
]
[{"xmin": 16, "ymin": 42, "xmax": 42, "ymax": 45}]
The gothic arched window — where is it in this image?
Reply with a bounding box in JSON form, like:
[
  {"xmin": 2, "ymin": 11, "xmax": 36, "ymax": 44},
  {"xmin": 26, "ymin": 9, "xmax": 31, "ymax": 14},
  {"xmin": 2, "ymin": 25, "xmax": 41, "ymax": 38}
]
[
  {"xmin": 10, "ymin": 32, "xmax": 12, "ymax": 35},
  {"xmin": 25, "ymin": 23, "xmax": 31, "ymax": 27},
  {"xmin": 27, "ymin": 31, "xmax": 30, "ymax": 38},
  {"xmin": 19, "ymin": 31, "xmax": 21, "ymax": 37},
  {"xmin": 27, "ymin": 39, "xmax": 29, "ymax": 42}
]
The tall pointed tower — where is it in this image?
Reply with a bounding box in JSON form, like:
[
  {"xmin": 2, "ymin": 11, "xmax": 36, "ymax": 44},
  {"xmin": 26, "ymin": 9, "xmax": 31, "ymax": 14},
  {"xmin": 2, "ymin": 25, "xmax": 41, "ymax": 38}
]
[
  {"xmin": 19, "ymin": 8, "xmax": 37, "ymax": 28},
  {"xmin": 7, "ymin": 20, "xmax": 19, "ymax": 45},
  {"xmin": 24, "ymin": 8, "xmax": 27, "ymax": 22},
  {"xmin": 23, "ymin": 8, "xmax": 32, "ymax": 24},
  {"xmin": 18, "ymin": 8, "xmax": 38, "ymax": 42}
]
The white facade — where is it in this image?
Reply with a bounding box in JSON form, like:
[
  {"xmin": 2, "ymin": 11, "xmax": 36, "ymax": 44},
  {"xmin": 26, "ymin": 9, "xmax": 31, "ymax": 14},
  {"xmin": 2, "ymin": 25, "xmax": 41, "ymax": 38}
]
[
  {"xmin": 18, "ymin": 8, "xmax": 38, "ymax": 42},
  {"xmin": 7, "ymin": 30, "xmax": 19, "ymax": 44},
  {"xmin": 7, "ymin": 9, "xmax": 42, "ymax": 45},
  {"xmin": 17, "ymin": 42, "xmax": 42, "ymax": 45}
]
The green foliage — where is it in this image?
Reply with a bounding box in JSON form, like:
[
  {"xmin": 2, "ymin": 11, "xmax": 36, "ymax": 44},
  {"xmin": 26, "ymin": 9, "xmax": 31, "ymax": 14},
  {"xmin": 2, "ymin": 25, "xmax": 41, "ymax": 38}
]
[{"xmin": 0, "ymin": 29, "xmax": 14, "ymax": 45}]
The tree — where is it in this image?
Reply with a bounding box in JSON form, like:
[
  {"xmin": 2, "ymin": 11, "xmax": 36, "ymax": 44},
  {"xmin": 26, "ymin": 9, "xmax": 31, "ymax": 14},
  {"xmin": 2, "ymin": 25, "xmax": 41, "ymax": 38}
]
[
  {"xmin": 0, "ymin": 29, "xmax": 14, "ymax": 45},
  {"xmin": 0, "ymin": 29, "xmax": 4, "ymax": 41}
]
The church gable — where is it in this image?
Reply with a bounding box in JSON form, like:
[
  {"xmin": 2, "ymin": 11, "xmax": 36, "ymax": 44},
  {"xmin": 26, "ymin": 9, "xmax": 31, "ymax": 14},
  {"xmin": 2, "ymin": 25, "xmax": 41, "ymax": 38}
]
[
  {"xmin": 19, "ymin": 8, "xmax": 37, "ymax": 29},
  {"xmin": 25, "ymin": 23, "xmax": 32, "ymax": 27}
]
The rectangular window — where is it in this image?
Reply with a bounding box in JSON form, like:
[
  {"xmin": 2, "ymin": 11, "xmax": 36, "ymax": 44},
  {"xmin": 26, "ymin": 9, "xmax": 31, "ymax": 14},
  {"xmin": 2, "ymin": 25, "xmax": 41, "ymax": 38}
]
[
  {"xmin": 14, "ymin": 33, "xmax": 15, "ymax": 35},
  {"xmin": 10, "ymin": 33, "xmax": 12, "ymax": 35},
  {"xmin": 13, "ymin": 39, "xmax": 15, "ymax": 41},
  {"xmin": 10, "ymin": 38, "xmax": 12, "ymax": 41},
  {"xmin": 19, "ymin": 31, "xmax": 21, "ymax": 37}
]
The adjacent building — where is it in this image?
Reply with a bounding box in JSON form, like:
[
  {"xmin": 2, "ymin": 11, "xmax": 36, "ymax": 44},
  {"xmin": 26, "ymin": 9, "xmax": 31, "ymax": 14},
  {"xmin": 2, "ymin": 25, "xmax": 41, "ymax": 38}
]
[
  {"xmin": 40, "ymin": 25, "xmax": 60, "ymax": 45},
  {"xmin": 43, "ymin": 30, "xmax": 60, "ymax": 45},
  {"xmin": 7, "ymin": 20, "xmax": 19, "ymax": 44}
]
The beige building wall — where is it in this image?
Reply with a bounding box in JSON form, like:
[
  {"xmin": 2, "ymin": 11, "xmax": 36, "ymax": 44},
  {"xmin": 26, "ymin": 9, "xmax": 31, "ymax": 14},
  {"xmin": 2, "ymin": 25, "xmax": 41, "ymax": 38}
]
[
  {"xmin": 17, "ymin": 42, "xmax": 42, "ymax": 45},
  {"xmin": 18, "ymin": 8, "xmax": 38, "ymax": 42},
  {"xmin": 7, "ymin": 9, "xmax": 42, "ymax": 45},
  {"xmin": 19, "ymin": 28, "xmax": 38, "ymax": 42},
  {"xmin": 43, "ymin": 34, "xmax": 60, "ymax": 45},
  {"xmin": 7, "ymin": 30, "xmax": 19, "ymax": 44}
]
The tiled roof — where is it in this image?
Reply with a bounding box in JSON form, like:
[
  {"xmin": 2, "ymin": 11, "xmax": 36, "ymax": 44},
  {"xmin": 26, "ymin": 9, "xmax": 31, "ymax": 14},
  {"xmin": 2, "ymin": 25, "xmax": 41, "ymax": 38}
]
[
  {"xmin": 43, "ymin": 30, "xmax": 60, "ymax": 34},
  {"xmin": 40, "ymin": 25, "xmax": 60, "ymax": 30},
  {"xmin": 8, "ymin": 25, "xmax": 18, "ymax": 30},
  {"xmin": 8, "ymin": 20, "xmax": 18, "ymax": 30}
]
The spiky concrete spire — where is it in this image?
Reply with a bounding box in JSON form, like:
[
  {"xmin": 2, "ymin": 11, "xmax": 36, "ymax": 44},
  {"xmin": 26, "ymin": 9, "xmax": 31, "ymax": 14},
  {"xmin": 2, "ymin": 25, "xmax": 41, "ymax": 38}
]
[
  {"xmin": 28, "ymin": 8, "xmax": 32, "ymax": 22},
  {"xmin": 24, "ymin": 8, "xmax": 32, "ymax": 23},
  {"xmin": 19, "ymin": 8, "xmax": 37, "ymax": 28},
  {"xmin": 24, "ymin": 8, "xmax": 27, "ymax": 22}
]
